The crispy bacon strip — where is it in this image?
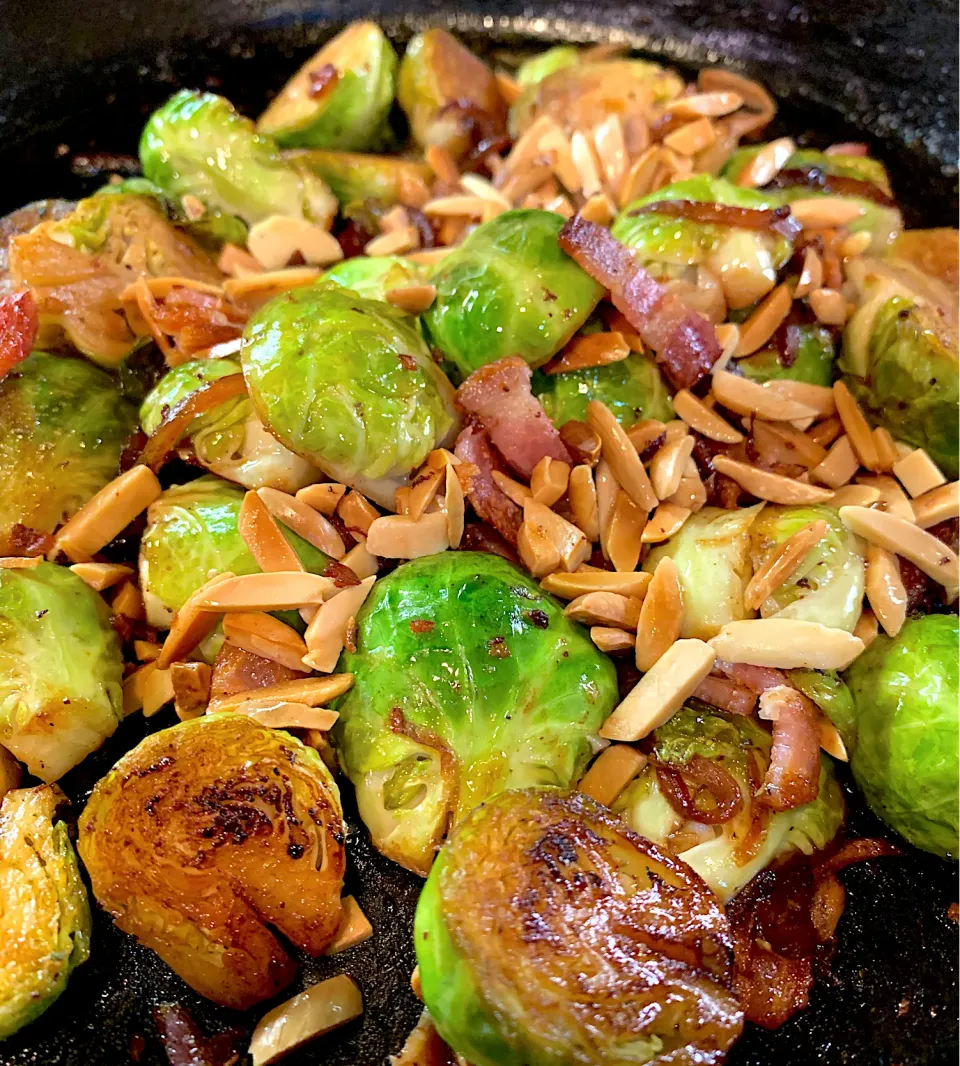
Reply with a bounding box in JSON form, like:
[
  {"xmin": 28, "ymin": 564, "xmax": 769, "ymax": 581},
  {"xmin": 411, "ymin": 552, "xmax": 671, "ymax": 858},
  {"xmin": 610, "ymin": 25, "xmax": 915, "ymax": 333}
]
[
  {"xmin": 758, "ymin": 686, "xmax": 821, "ymax": 812},
  {"xmin": 0, "ymin": 290, "xmax": 38, "ymax": 379},
  {"xmin": 558, "ymin": 215, "xmax": 722, "ymax": 389},
  {"xmin": 453, "ymin": 423, "xmax": 522, "ymax": 544},
  {"xmin": 693, "ymin": 674, "xmax": 758, "ymax": 716},
  {"xmin": 630, "ymin": 200, "xmax": 802, "ymax": 241},
  {"xmin": 716, "ymin": 660, "xmax": 790, "ymax": 693},
  {"xmin": 770, "ymin": 166, "xmax": 895, "ymax": 206}
]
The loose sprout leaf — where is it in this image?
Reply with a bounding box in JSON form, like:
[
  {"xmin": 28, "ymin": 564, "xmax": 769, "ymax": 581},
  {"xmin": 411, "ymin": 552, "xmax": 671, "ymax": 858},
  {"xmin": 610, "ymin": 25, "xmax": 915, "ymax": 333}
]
[
  {"xmin": 320, "ymin": 255, "xmax": 429, "ymax": 304},
  {"xmin": 515, "ymin": 45, "xmax": 581, "ymax": 88}
]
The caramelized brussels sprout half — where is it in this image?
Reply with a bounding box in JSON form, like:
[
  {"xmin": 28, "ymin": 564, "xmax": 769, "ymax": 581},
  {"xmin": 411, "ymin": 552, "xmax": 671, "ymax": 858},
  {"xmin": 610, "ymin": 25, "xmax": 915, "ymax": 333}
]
[
  {"xmin": 415, "ymin": 788, "xmax": 743, "ymax": 1066},
  {"xmin": 423, "ymin": 209, "xmax": 604, "ymax": 378},
  {"xmin": 515, "ymin": 45, "xmax": 580, "ymax": 88},
  {"xmin": 736, "ymin": 322, "xmax": 836, "ymax": 385},
  {"xmin": 614, "ymin": 705, "xmax": 844, "ymax": 901},
  {"xmin": 889, "ymin": 228, "xmax": 959, "ymax": 289},
  {"xmin": 258, "ymin": 22, "xmax": 397, "ymax": 150},
  {"xmin": 844, "ymin": 614, "xmax": 959, "ymax": 858},
  {"xmin": 0, "ymin": 563, "xmax": 123, "ymax": 782},
  {"xmin": 283, "ymin": 149, "xmax": 432, "ymax": 207},
  {"xmin": 320, "ymin": 255, "xmax": 429, "ymax": 303},
  {"xmin": 79, "ymin": 714, "xmax": 345, "ymax": 1008},
  {"xmin": 0, "ymin": 351, "xmax": 138, "ymax": 551},
  {"xmin": 0, "ymin": 785, "xmax": 91, "ymax": 1040},
  {"xmin": 334, "ymin": 552, "xmax": 618, "ymax": 875},
  {"xmin": 242, "ymin": 283, "xmax": 457, "ymax": 506}
]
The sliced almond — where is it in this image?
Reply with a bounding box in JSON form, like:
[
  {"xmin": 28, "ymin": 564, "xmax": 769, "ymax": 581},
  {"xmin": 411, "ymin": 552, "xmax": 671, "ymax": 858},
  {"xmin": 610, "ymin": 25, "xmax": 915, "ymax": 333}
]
[
  {"xmin": 789, "ymin": 197, "xmax": 865, "ymax": 230},
  {"xmin": 209, "ymin": 673, "xmax": 354, "ymax": 713},
  {"xmin": 872, "ymin": 427, "xmax": 900, "ymax": 473},
  {"xmin": 712, "ymin": 456, "xmax": 834, "ymax": 504},
  {"xmin": 666, "ymin": 458, "xmax": 707, "ymax": 513},
  {"xmin": 743, "ymin": 519, "xmax": 828, "ymax": 611},
  {"xmin": 735, "ymin": 136, "xmax": 796, "ymax": 188},
  {"xmin": 587, "ymin": 400, "xmax": 658, "ymax": 511},
  {"xmin": 52, "ymin": 466, "xmax": 162, "ymax": 563},
  {"xmin": 734, "ymin": 282, "xmax": 793, "ymax": 356},
  {"xmin": 838, "ymin": 505, "xmax": 959, "ymax": 587},
  {"xmin": 142, "ymin": 666, "xmax": 175, "ymax": 718},
  {"xmin": 855, "ymin": 474, "xmax": 915, "ymax": 522},
  {"xmin": 830, "ymin": 484, "xmax": 882, "ymax": 509},
  {"xmin": 518, "ymin": 520, "xmax": 562, "ymax": 578},
  {"xmin": 257, "ymin": 487, "xmax": 345, "ymax": 559},
  {"xmin": 112, "ymin": 581, "xmax": 145, "ymax": 621},
  {"xmin": 560, "ymin": 420, "xmax": 602, "ymax": 466},
  {"xmin": 641, "ymin": 502, "xmax": 692, "ymax": 544},
  {"xmin": 600, "ymin": 638, "xmax": 716, "ymax": 741},
  {"xmin": 247, "ymin": 215, "xmax": 343, "ymax": 271},
  {"xmin": 606, "ymin": 491, "xmax": 646, "ymax": 573},
  {"xmin": 625, "ymin": 418, "xmax": 668, "ymax": 454},
  {"xmin": 405, "ymin": 467, "xmax": 443, "ymax": 521},
  {"xmin": 422, "ymin": 194, "xmax": 490, "ymax": 218},
  {"xmin": 385, "ymin": 284, "xmax": 437, "ymax": 315},
  {"xmin": 364, "ymin": 226, "xmax": 420, "ymax": 257},
  {"xmin": 663, "ymin": 116, "xmax": 717, "ymax": 156},
  {"xmin": 754, "ymin": 421, "xmax": 827, "ymax": 469},
  {"xmin": 864, "ymin": 545, "xmax": 907, "ymax": 637},
  {"xmin": 365, "ymin": 512, "xmax": 450, "ymax": 559},
  {"xmin": 709, "ymin": 619, "xmax": 865, "ymax": 670},
  {"xmin": 663, "ymin": 420, "xmax": 689, "ymax": 443},
  {"xmin": 892, "ymin": 449, "xmax": 948, "ymax": 498},
  {"xmin": 590, "ymin": 627, "xmax": 638, "ymax": 655},
  {"xmin": 793, "ymin": 247, "xmax": 824, "ymax": 298},
  {"xmin": 426, "ymin": 144, "xmax": 460, "ymax": 184},
  {"xmin": 0, "ymin": 556, "xmax": 42, "ymax": 569},
  {"xmin": 820, "ymin": 719, "xmax": 849, "ymax": 762},
  {"xmin": 809, "ymin": 287, "xmax": 850, "ymax": 326},
  {"xmin": 807, "ymin": 415, "xmax": 844, "ymax": 449},
  {"xmin": 564, "ymin": 591, "xmax": 643, "ymax": 631},
  {"xmin": 595, "ymin": 458, "xmax": 618, "ymax": 560},
  {"xmin": 236, "ymin": 700, "xmax": 340, "ymax": 732},
  {"xmin": 593, "ymin": 114, "xmax": 629, "ymax": 191},
  {"xmin": 666, "ymin": 91, "xmax": 743, "ymax": 118},
  {"xmin": 712, "ymin": 370, "xmax": 818, "ymax": 423},
  {"xmin": 193, "ymin": 571, "xmax": 335, "ymax": 612},
  {"xmin": 568, "ymin": 465, "xmax": 600, "ymax": 541},
  {"xmin": 523, "ymin": 499, "xmax": 591, "ymax": 573},
  {"xmin": 69, "ymin": 562, "xmax": 134, "ymax": 591},
  {"xmin": 295, "ymin": 483, "xmax": 347, "ymax": 516},
  {"xmin": 673, "ymin": 389, "xmax": 743, "ymax": 443},
  {"xmin": 337, "ymin": 491, "xmax": 380, "ymax": 542},
  {"xmin": 712, "ymin": 322, "xmax": 740, "ymax": 372},
  {"xmin": 170, "ymin": 661, "xmax": 212, "ymax": 721},
  {"xmin": 853, "ymin": 607, "xmax": 880, "ymax": 649},
  {"xmin": 911, "ymin": 481, "xmax": 960, "ymax": 529},
  {"xmin": 578, "ymin": 744, "xmax": 648, "ymax": 806},
  {"xmin": 765, "ymin": 380, "xmax": 837, "ymax": 420},
  {"xmin": 223, "ymin": 612, "xmax": 309, "ymax": 672},
  {"xmin": 570, "ymin": 130, "xmax": 604, "ymax": 198},
  {"xmin": 833, "ymin": 381, "xmax": 881, "ymax": 472},
  {"xmin": 444, "ymin": 463, "xmax": 465, "ymax": 548},
  {"xmin": 649, "ymin": 436, "xmax": 695, "ymax": 500},
  {"xmin": 156, "ymin": 572, "xmax": 235, "ymax": 670},
  {"xmin": 122, "ymin": 662, "xmax": 155, "ymax": 716},
  {"xmin": 491, "ymin": 470, "xmax": 533, "ymax": 507},
  {"xmin": 325, "ymin": 896, "xmax": 373, "ymax": 956},
  {"xmin": 223, "ymin": 267, "xmax": 321, "ymax": 301},
  {"xmin": 303, "ymin": 576, "xmax": 376, "ymax": 672},
  {"xmin": 811, "ymin": 435, "xmax": 860, "ymax": 489},
  {"xmin": 239, "ymin": 491, "xmax": 304, "ymax": 572},
  {"xmin": 578, "ymin": 192, "xmax": 617, "ymax": 226},
  {"xmin": 635, "ymin": 557, "xmax": 684, "ymax": 672},
  {"xmin": 542, "ymin": 570, "xmax": 651, "ymax": 600},
  {"xmin": 134, "ymin": 640, "xmax": 162, "ymax": 662},
  {"xmin": 530, "ymin": 457, "xmax": 571, "ymax": 507},
  {"xmin": 545, "ymin": 331, "xmax": 630, "ymax": 374}
]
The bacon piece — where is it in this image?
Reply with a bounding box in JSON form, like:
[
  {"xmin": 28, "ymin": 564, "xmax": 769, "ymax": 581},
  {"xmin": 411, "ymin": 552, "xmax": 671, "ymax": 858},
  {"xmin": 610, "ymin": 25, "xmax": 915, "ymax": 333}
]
[
  {"xmin": 630, "ymin": 200, "xmax": 802, "ymax": 241},
  {"xmin": 558, "ymin": 215, "xmax": 722, "ymax": 389},
  {"xmin": 453, "ymin": 423, "xmax": 522, "ymax": 544},
  {"xmin": 757, "ymin": 686, "xmax": 821, "ymax": 812},
  {"xmin": 0, "ymin": 290, "xmax": 38, "ymax": 378},
  {"xmin": 770, "ymin": 166, "xmax": 894, "ymax": 206},
  {"xmin": 455, "ymin": 356, "xmax": 573, "ymax": 478},
  {"xmin": 716, "ymin": 660, "xmax": 790, "ymax": 693},
  {"xmin": 693, "ymin": 674, "xmax": 757, "ymax": 715}
]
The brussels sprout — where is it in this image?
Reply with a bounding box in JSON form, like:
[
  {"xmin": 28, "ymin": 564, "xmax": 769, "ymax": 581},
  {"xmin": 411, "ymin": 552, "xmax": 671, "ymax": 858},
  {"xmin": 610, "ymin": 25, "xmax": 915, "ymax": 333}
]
[
  {"xmin": 889, "ymin": 228, "xmax": 959, "ymax": 289},
  {"xmin": 7, "ymin": 193, "xmax": 222, "ymax": 366},
  {"xmin": 788, "ymin": 669, "xmax": 858, "ymax": 753},
  {"xmin": 724, "ymin": 146, "xmax": 892, "ymax": 197},
  {"xmin": 334, "ymin": 552, "xmax": 618, "ymax": 875},
  {"xmin": 140, "ymin": 90, "xmax": 337, "ymax": 236},
  {"xmin": 532, "ymin": 350, "xmax": 673, "ymax": 427},
  {"xmin": 415, "ymin": 788, "xmax": 743, "ymax": 1066},
  {"xmin": 736, "ymin": 322, "xmax": 836, "ymax": 386},
  {"xmin": 644, "ymin": 505, "xmax": 764, "ymax": 639},
  {"xmin": 748, "ymin": 505, "xmax": 866, "ymax": 632},
  {"xmin": 841, "ymin": 258, "xmax": 958, "ymax": 478},
  {"xmin": 242, "ymin": 283, "xmax": 457, "ymax": 505},
  {"xmin": 844, "ymin": 614, "xmax": 959, "ymax": 858},
  {"xmin": 139, "ymin": 477, "xmax": 330, "ymax": 628},
  {"xmin": 0, "ymin": 199, "xmax": 75, "ymax": 295},
  {"xmin": 140, "ymin": 358, "xmax": 320, "ymax": 492},
  {"xmin": 422, "ymin": 209, "xmax": 604, "ymax": 378},
  {"xmin": 0, "ymin": 351, "xmax": 138, "ymax": 551},
  {"xmin": 509, "ymin": 59, "xmax": 684, "ymax": 138},
  {"xmin": 612, "ymin": 176, "xmax": 796, "ymax": 310},
  {"xmin": 283, "ymin": 148, "xmax": 432, "ymax": 207},
  {"xmin": 79, "ymin": 714, "xmax": 345, "ymax": 1008},
  {"xmin": 398, "ymin": 29, "xmax": 507, "ymax": 158},
  {"xmin": 320, "ymin": 255, "xmax": 428, "ymax": 303},
  {"xmin": 515, "ymin": 45, "xmax": 580, "ymax": 88},
  {"xmin": 258, "ymin": 22, "xmax": 397, "ymax": 150},
  {"xmin": 0, "ymin": 563, "xmax": 123, "ymax": 782},
  {"xmin": 0, "ymin": 785, "xmax": 91, "ymax": 1040},
  {"xmin": 614, "ymin": 705, "xmax": 844, "ymax": 901}
]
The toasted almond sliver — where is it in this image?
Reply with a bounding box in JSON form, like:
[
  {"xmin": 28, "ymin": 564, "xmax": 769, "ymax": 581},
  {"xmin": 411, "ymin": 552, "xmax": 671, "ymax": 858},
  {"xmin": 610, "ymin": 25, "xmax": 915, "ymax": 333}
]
[
  {"xmin": 838, "ymin": 230, "xmax": 872, "ymax": 258},
  {"xmin": 587, "ymin": 400, "xmax": 658, "ymax": 511},
  {"xmin": 295, "ymin": 482, "xmax": 348, "ymax": 516},
  {"xmin": 113, "ymin": 581, "xmax": 145, "ymax": 621},
  {"xmin": 864, "ymin": 545, "xmax": 907, "ymax": 638},
  {"xmin": 811, "ymin": 435, "xmax": 860, "ymax": 489},
  {"xmin": 765, "ymin": 380, "xmax": 837, "ymax": 420},
  {"xmin": 666, "ymin": 91, "xmax": 743, "ymax": 118},
  {"xmin": 223, "ymin": 612, "xmax": 309, "ymax": 672},
  {"xmin": 193, "ymin": 571, "xmax": 335, "ymax": 612},
  {"xmin": 170, "ymin": 661, "xmax": 212, "ymax": 721},
  {"xmin": 156, "ymin": 572, "xmax": 235, "ymax": 670},
  {"xmin": 426, "ymin": 144, "xmax": 460, "ymax": 184},
  {"xmin": 712, "ymin": 456, "xmax": 834, "ymax": 505},
  {"xmin": 568, "ymin": 465, "xmax": 601, "ymax": 542},
  {"xmin": 734, "ymin": 282, "xmax": 793, "ymax": 357},
  {"xmin": 590, "ymin": 627, "xmax": 638, "ymax": 655},
  {"xmin": 257, "ymin": 487, "xmax": 345, "ymax": 559},
  {"xmin": 545, "ymin": 331, "xmax": 630, "ymax": 374},
  {"xmin": 524, "ymin": 499, "xmax": 591, "ymax": 573},
  {"xmin": 578, "ymin": 192, "xmax": 618, "ymax": 226},
  {"xmin": 364, "ymin": 226, "xmax": 420, "ymax": 257},
  {"xmin": 635, "ymin": 557, "xmax": 684, "ymax": 672},
  {"xmin": 593, "ymin": 114, "xmax": 629, "ymax": 191},
  {"xmin": 134, "ymin": 640, "xmax": 162, "ymax": 662},
  {"xmin": 365, "ymin": 511, "xmax": 450, "ymax": 559},
  {"xmin": 68, "ymin": 562, "xmax": 134, "ymax": 591},
  {"xmin": 223, "ymin": 267, "xmax": 320, "ymax": 300},
  {"xmin": 247, "ymin": 215, "xmax": 343, "ymax": 271},
  {"xmin": 337, "ymin": 491, "xmax": 379, "ymax": 542},
  {"xmin": 807, "ymin": 415, "xmax": 844, "ymax": 449},
  {"xmin": 444, "ymin": 463, "xmax": 465, "ymax": 549},
  {"xmin": 625, "ymin": 419, "xmax": 667, "ymax": 454},
  {"xmin": 830, "ymin": 484, "xmax": 882, "ymax": 509},
  {"xmin": 595, "ymin": 458, "xmax": 618, "ymax": 560},
  {"xmin": 239, "ymin": 490, "xmax": 304, "ymax": 573},
  {"xmin": 518, "ymin": 519, "xmax": 562, "ymax": 578},
  {"xmin": 209, "ymin": 673, "xmax": 355, "ymax": 713},
  {"xmin": 853, "ymin": 607, "xmax": 880, "ymax": 649},
  {"xmin": 911, "ymin": 482, "xmax": 960, "ymax": 529},
  {"xmin": 530, "ymin": 457, "xmax": 571, "ymax": 507},
  {"xmin": 789, "ymin": 197, "xmax": 865, "ymax": 230},
  {"xmin": 422, "ymin": 194, "xmax": 489, "ymax": 218},
  {"xmin": 325, "ymin": 895, "xmax": 374, "ymax": 956},
  {"xmin": 820, "ymin": 718, "xmax": 849, "ymax": 762},
  {"xmin": 564, "ymin": 591, "xmax": 643, "ymax": 631},
  {"xmin": 892, "ymin": 449, "xmax": 948, "ymax": 498},
  {"xmin": 0, "ymin": 556, "xmax": 43, "ymax": 569},
  {"xmin": 839, "ymin": 505, "xmax": 959, "ymax": 588},
  {"xmin": 663, "ymin": 116, "xmax": 717, "ymax": 156},
  {"xmin": 385, "ymin": 284, "xmax": 437, "ymax": 315},
  {"xmin": 666, "ymin": 458, "xmax": 707, "ymax": 513},
  {"xmin": 855, "ymin": 474, "xmax": 915, "ymax": 522},
  {"xmin": 303, "ymin": 576, "xmax": 376, "ymax": 672},
  {"xmin": 793, "ymin": 247, "xmax": 824, "ymax": 298},
  {"xmin": 236, "ymin": 700, "xmax": 340, "ymax": 731},
  {"xmin": 122, "ymin": 662, "xmax": 155, "ymax": 716},
  {"xmin": 335, "ymin": 542, "xmax": 377, "ymax": 581},
  {"xmin": 809, "ymin": 287, "xmax": 850, "ymax": 326},
  {"xmin": 673, "ymin": 389, "xmax": 743, "ymax": 444},
  {"xmin": 52, "ymin": 466, "xmax": 162, "ymax": 563},
  {"xmin": 663, "ymin": 420, "xmax": 689, "ymax": 443},
  {"xmin": 460, "ymin": 173, "xmax": 512, "ymax": 208},
  {"xmin": 640, "ymin": 502, "xmax": 692, "ymax": 544},
  {"xmin": 406, "ymin": 467, "xmax": 444, "ymax": 521},
  {"xmin": 709, "ymin": 619, "xmax": 865, "ymax": 670},
  {"xmin": 872, "ymin": 427, "xmax": 900, "ymax": 473},
  {"xmin": 491, "ymin": 470, "xmax": 533, "ymax": 507},
  {"xmin": 601, "ymin": 638, "xmax": 716, "ymax": 741},
  {"xmin": 542, "ymin": 570, "xmax": 651, "ymax": 600},
  {"xmin": 607, "ymin": 491, "xmax": 646, "ymax": 574},
  {"xmin": 142, "ymin": 666, "xmax": 175, "ymax": 718},
  {"xmin": 712, "ymin": 323, "xmax": 740, "ymax": 372},
  {"xmin": 743, "ymin": 520, "xmax": 828, "ymax": 611},
  {"xmin": 570, "ymin": 130, "xmax": 604, "ymax": 198},
  {"xmin": 711, "ymin": 370, "xmax": 818, "ymax": 423},
  {"xmin": 649, "ymin": 436, "xmax": 695, "ymax": 501},
  {"xmin": 578, "ymin": 744, "xmax": 648, "ymax": 806},
  {"xmin": 736, "ymin": 136, "xmax": 796, "ymax": 189},
  {"xmin": 755, "ymin": 421, "xmax": 827, "ymax": 470}
]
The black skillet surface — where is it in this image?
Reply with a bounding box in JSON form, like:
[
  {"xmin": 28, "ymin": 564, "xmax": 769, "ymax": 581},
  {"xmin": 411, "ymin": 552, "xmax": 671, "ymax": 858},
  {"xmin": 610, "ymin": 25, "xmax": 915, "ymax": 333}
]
[{"xmin": 0, "ymin": 3, "xmax": 957, "ymax": 1064}]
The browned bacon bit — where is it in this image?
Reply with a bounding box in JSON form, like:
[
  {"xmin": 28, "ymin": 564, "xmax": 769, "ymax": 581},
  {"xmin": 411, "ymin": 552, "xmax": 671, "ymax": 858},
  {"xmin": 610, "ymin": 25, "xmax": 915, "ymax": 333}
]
[
  {"xmin": 487, "ymin": 635, "xmax": 511, "ymax": 658},
  {"xmin": 656, "ymin": 755, "xmax": 744, "ymax": 824},
  {"xmin": 716, "ymin": 660, "xmax": 790, "ymax": 694},
  {"xmin": 455, "ymin": 356, "xmax": 574, "ymax": 478},
  {"xmin": 758, "ymin": 687, "xmax": 821, "ymax": 812},
  {"xmin": 152, "ymin": 1004, "xmax": 242, "ymax": 1066},
  {"xmin": 307, "ymin": 63, "xmax": 340, "ymax": 100},
  {"xmin": 809, "ymin": 871, "xmax": 846, "ymax": 941},
  {"xmin": 0, "ymin": 289, "xmax": 39, "ymax": 379},
  {"xmin": 453, "ymin": 423, "xmax": 522, "ymax": 544},
  {"xmin": 630, "ymin": 200, "xmax": 803, "ymax": 241},
  {"xmin": 900, "ymin": 518, "xmax": 959, "ymax": 615},
  {"xmin": 139, "ymin": 374, "xmax": 247, "ymax": 472},
  {"xmin": 4, "ymin": 522, "xmax": 55, "ymax": 558},
  {"xmin": 814, "ymin": 837, "xmax": 901, "ymax": 876},
  {"xmin": 693, "ymin": 673, "xmax": 757, "ymax": 715},
  {"xmin": 322, "ymin": 558, "xmax": 362, "ymax": 588},
  {"xmin": 457, "ymin": 520, "xmax": 520, "ymax": 564},
  {"xmin": 769, "ymin": 166, "xmax": 895, "ymax": 206}
]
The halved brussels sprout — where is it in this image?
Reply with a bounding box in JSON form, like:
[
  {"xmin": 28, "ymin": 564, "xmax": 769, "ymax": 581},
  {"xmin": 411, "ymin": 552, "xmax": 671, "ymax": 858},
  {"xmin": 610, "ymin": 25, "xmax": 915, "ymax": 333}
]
[
  {"xmin": 140, "ymin": 90, "xmax": 337, "ymax": 234},
  {"xmin": 748, "ymin": 505, "xmax": 865, "ymax": 632},
  {"xmin": 844, "ymin": 614, "xmax": 959, "ymax": 858},
  {"xmin": 258, "ymin": 22, "xmax": 397, "ymax": 150},
  {"xmin": 889, "ymin": 228, "xmax": 959, "ymax": 289},
  {"xmin": 613, "ymin": 704, "xmax": 844, "ymax": 901},
  {"xmin": 283, "ymin": 149, "xmax": 432, "ymax": 207},
  {"xmin": 0, "ymin": 785, "xmax": 91, "ymax": 1040},
  {"xmin": 533, "ymin": 350, "xmax": 673, "ymax": 427},
  {"xmin": 79, "ymin": 714, "xmax": 345, "ymax": 1009},
  {"xmin": 398, "ymin": 29, "xmax": 506, "ymax": 158},
  {"xmin": 140, "ymin": 358, "xmax": 320, "ymax": 492},
  {"xmin": 612, "ymin": 176, "xmax": 796, "ymax": 310},
  {"xmin": 644, "ymin": 505, "xmax": 764, "ymax": 639},
  {"xmin": 841, "ymin": 257, "xmax": 958, "ymax": 478},
  {"xmin": 515, "ymin": 45, "xmax": 580, "ymax": 88},
  {"xmin": 0, "ymin": 351, "xmax": 138, "ymax": 551},
  {"xmin": 139, "ymin": 476, "xmax": 329, "ymax": 628},
  {"xmin": 320, "ymin": 255, "xmax": 428, "ymax": 303},
  {"xmin": 422, "ymin": 209, "xmax": 604, "ymax": 379},
  {"xmin": 736, "ymin": 322, "xmax": 836, "ymax": 385},
  {"xmin": 7, "ymin": 193, "xmax": 222, "ymax": 366},
  {"xmin": 724, "ymin": 146, "xmax": 892, "ymax": 198},
  {"xmin": 242, "ymin": 283, "xmax": 457, "ymax": 505},
  {"xmin": 0, "ymin": 562, "xmax": 123, "ymax": 782},
  {"xmin": 415, "ymin": 788, "xmax": 743, "ymax": 1066},
  {"xmin": 334, "ymin": 552, "xmax": 618, "ymax": 875}
]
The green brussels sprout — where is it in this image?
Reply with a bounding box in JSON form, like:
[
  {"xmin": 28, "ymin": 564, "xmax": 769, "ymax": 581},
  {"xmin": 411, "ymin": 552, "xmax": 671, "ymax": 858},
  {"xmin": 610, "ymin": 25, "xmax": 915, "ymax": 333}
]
[
  {"xmin": 414, "ymin": 788, "xmax": 743, "ymax": 1066},
  {"xmin": 515, "ymin": 45, "xmax": 580, "ymax": 88},
  {"xmin": 140, "ymin": 90, "xmax": 337, "ymax": 235},
  {"xmin": 0, "ymin": 785, "xmax": 91, "ymax": 1040},
  {"xmin": 398, "ymin": 29, "xmax": 507, "ymax": 158},
  {"xmin": 139, "ymin": 476, "xmax": 330, "ymax": 629},
  {"xmin": 613, "ymin": 704, "xmax": 844, "ymax": 901},
  {"xmin": 242, "ymin": 283, "xmax": 457, "ymax": 506},
  {"xmin": 788, "ymin": 669, "xmax": 858, "ymax": 754},
  {"xmin": 644, "ymin": 505, "xmax": 764, "ymax": 639},
  {"xmin": 0, "ymin": 563, "xmax": 123, "ymax": 782},
  {"xmin": 844, "ymin": 614, "xmax": 959, "ymax": 858},
  {"xmin": 532, "ymin": 351, "xmax": 673, "ymax": 427},
  {"xmin": 320, "ymin": 255, "xmax": 429, "ymax": 303},
  {"xmin": 889, "ymin": 228, "xmax": 959, "ymax": 290},
  {"xmin": 723, "ymin": 146, "xmax": 892, "ymax": 197},
  {"xmin": 736, "ymin": 322, "xmax": 836, "ymax": 385},
  {"xmin": 748, "ymin": 505, "xmax": 866, "ymax": 632},
  {"xmin": 140, "ymin": 358, "xmax": 320, "ymax": 492},
  {"xmin": 334, "ymin": 552, "xmax": 618, "ymax": 875},
  {"xmin": 422, "ymin": 209, "xmax": 604, "ymax": 378},
  {"xmin": 611, "ymin": 176, "xmax": 796, "ymax": 310},
  {"xmin": 257, "ymin": 22, "xmax": 397, "ymax": 150},
  {"xmin": 283, "ymin": 149, "xmax": 432, "ymax": 207},
  {"xmin": 841, "ymin": 258, "xmax": 958, "ymax": 478},
  {"xmin": 0, "ymin": 352, "xmax": 138, "ymax": 551}
]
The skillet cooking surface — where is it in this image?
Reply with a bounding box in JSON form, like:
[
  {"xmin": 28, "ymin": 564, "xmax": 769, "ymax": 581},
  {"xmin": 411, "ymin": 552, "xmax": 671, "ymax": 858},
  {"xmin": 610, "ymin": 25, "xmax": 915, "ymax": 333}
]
[{"xmin": 0, "ymin": 4, "xmax": 956, "ymax": 1064}]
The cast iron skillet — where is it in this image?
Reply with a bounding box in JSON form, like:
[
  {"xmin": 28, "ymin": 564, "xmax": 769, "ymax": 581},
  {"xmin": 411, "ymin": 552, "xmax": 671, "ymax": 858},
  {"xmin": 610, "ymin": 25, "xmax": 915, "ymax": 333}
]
[{"xmin": 0, "ymin": 3, "xmax": 957, "ymax": 1064}]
